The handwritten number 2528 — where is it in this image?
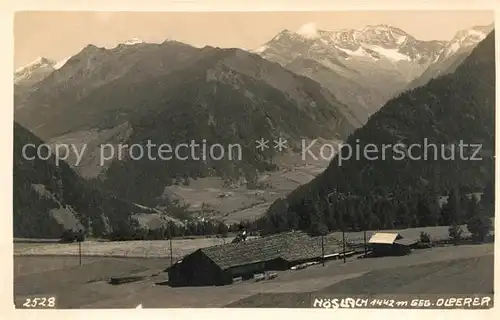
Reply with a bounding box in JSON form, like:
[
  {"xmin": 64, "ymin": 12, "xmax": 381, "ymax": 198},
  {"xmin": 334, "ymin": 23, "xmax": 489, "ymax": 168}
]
[{"xmin": 22, "ymin": 297, "xmax": 56, "ymax": 308}]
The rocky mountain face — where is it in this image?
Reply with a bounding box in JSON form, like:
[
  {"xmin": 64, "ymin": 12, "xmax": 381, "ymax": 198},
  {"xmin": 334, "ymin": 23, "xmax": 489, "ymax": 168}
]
[
  {"xmin": 407, "ymin": 24, "xmax": 493, "ymax": 90},
  {"xmin": 14, "ymin": 43, "xmax": 360, "ymax": 204},
  {"xmin": 13, "ymin": 122, "xmax": 162, "ymax": 238},
  {"xmin": 256, "ymin": 24, "xmax": 490, "ymax": 123},
  {"xmin": 272, "ymin": 30, "xmax": 495, "ymax": 224}
]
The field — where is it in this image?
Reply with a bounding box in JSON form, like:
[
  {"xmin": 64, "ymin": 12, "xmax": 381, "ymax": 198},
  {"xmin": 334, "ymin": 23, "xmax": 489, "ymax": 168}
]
[
  {"xmin": 14, "ymin": 237, "xmax": 241, "ymax": 259},
  {"xmin": 14, "ymin": 243, "xmax": 494, "ymax": 308},
  {"xmin": 14, "ymin": 223, "xmax": 477, "ymax": 259}
]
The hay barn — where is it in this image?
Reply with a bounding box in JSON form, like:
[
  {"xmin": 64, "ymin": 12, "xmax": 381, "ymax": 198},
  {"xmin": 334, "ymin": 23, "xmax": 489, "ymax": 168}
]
[
  {"xmin": 368, "ymin": 232, "xmax": 418, "ymax": 256},
  {"xmin": 167, "ymin": 231, "xmax": 353, "ymax": 287}
]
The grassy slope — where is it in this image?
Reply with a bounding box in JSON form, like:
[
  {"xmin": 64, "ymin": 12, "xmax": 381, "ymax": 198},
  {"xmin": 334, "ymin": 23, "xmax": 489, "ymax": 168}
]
[{"xmin": 227, "ymin": 254, "xmax": 493, "ymax": 307}]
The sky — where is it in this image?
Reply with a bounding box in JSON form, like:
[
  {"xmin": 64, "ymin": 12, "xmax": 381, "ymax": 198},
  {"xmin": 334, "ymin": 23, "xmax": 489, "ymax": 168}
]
[{"xmin": 14, "ymin": 10, "xmax": 494, "ymax": 68}]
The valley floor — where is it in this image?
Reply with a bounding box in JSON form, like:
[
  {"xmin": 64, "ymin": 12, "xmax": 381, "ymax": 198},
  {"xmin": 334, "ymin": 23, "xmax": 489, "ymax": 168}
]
[
  {"xmin": 13, "ymin": 243, "xmax": 493, "ymax": 308},
  {"xmin": 157, "ymin": 145, "xmax": 333, "ymax": 225}
]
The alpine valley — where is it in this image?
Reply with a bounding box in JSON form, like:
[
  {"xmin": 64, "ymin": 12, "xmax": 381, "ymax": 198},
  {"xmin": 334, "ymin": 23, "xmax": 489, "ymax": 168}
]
[{"xmin": 13, "ymin": 22, "xmax": 494, "ymax": 237}]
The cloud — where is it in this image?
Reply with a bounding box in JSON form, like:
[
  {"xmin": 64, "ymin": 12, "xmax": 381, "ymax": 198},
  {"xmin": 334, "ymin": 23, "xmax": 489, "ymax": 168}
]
[{"xmin": 296, "ymin": 22, "xmax": 319, "ymax": 39}]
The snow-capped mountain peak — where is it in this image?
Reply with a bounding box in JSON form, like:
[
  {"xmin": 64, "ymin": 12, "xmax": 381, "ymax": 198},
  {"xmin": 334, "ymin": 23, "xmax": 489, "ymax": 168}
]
[
  {"xmin": 256, "ymin": 23, "xmax": 443, "ymax": 65},
  {"xmin": 255, "ymin": 23, "xmax": 460, "ymax": 121},
  {"xmin": 453, "ymin": 28, "xmax": 487, "ymax": 44},
  {"xmin": 438, "ymin": 24, "xmax": 493, "ymax": 61},
  {"xmin": 404, "ymin": 23, "xmax": 492, "ymax": 91},
  {"xmin": 122, "ymin": 38, "xmax": 144, "ymax": 46},
  {"xmin": 354, "ymin": 24, "xmax": 412, "ymax": 48},
  {"xmin": 14, "ymin": 57, "xmax": 58, "ymax": 85},
  {"xmin": 362, "ymin": 24, "xmax": 407, "ymax": 33},
  {"xmin": 15, "ymin": 57, "xmax": 55, "ymax": 74},
  {"xmin": 270, "ymin": 29, "xmax": 296, "ymax": 41}
]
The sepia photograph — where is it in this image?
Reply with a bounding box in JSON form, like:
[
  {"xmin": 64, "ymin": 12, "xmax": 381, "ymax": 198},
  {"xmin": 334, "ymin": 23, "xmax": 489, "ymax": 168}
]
[{"xmin": 12, "ymin": 8, "xmax": 495, "ymax": 309}]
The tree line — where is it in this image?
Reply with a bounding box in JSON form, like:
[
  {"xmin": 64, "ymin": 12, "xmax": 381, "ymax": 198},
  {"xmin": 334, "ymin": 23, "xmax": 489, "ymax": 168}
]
[
  {"xmin": 60, "ymin": 180, "xmax": 493, "ymax": 243},
  {"xmin": 256, "ymin": 181, "xmax": 494, "ymax": 240},
  {"xmin": 79, "ymin": 218, "xmax": 256, "ymax": 242}
]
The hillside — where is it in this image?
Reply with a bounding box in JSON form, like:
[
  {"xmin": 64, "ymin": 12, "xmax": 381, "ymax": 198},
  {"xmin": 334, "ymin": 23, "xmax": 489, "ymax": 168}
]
[
  {"xmin": 15, "ymin": 45, "xmax": 361, "ymax": 204},
  {"xmin": 264, "ymin": 30, "xmax": 495, "ymax": 232},
  {"xmin": 13, "ymin": 122, "xmax": 161, "ymax": 238},
  {"xmin": 90, "ymin": 49, "xmax": 359, "ymax": 203}
]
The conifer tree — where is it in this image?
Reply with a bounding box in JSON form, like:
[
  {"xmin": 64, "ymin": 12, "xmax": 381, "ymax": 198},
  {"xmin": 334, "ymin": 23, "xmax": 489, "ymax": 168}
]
[
  {"xmin": 440, "ymin": 188, "xmax": 462, "ymax": 225},
  {"xmin": 466, "ymin": 204, "xmax": 492, "ymax": 243},
  {"xmin": 416, "ymin": 192, "xmax": 439, "ymax": 227}
]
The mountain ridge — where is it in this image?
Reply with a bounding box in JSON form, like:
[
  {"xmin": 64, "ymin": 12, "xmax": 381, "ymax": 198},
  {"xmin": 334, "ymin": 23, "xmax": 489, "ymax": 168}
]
[
  {"xmin": 264, "ymin": 30, "xmax": 495, "ymax": 232},
  {"xmin": 15, "ymin": 45, "xmax": 360, "ymax": 206},
  {"xmin": 256, "ymin": 23, "xmax": 492, "ymax": 123}
]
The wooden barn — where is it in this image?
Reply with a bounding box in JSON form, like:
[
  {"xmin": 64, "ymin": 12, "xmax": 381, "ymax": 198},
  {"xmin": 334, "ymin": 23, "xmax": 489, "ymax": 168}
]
[
  {"xmin": 368, "ymin": 232, "xmax": 418, "ymax": 256},
  {"xmin": 167, "ymin": 231, "xmax": 353, "ymax": 287}
]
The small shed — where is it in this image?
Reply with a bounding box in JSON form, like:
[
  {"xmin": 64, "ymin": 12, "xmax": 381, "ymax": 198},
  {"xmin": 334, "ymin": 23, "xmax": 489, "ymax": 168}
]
[{"xmin": 368, "ymin": 232, "xmax": 418, "ymax": 256}]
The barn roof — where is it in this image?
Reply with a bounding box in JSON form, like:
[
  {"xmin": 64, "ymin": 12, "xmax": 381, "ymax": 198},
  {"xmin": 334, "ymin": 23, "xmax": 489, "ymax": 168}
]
[
  {"xmin": 198, "ymin": 231, "xmax": 352, "ymax": 270},
  {"xmin": 280, "ymin": 233, "xmax": 350, "ymax": 262},
  {"xmin": 368, "ymin": 232, "xmax": 401, "ymax": 244},
  {"xmin": 394, "ymin": 238, "xmax": 419, "ymax": 246}
]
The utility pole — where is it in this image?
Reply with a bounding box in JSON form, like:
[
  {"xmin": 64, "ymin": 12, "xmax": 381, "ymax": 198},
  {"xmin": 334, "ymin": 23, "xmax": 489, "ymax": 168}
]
[
  {"xmin": 87, "ymin": 216, "xmax": 94, "ymax": 239},
  {"xmin": 363, "ymin": 230, "xmax": 367, "ymax": 256},
  {"xmin": 76, "ymin": 228, "xmax": 83, "ymax": 266},
  {"xmin": 169, "ymin": 231, "xmax": 173, "ymax": 268},
  {"xmin": 78, "ymin": 240, "xmax": 82, "ymax": 266},
  {"xmin": 321, "ymin": 234, "xmax": 325, "ymax": 267},
  {"xmin": 343, "ymin": 186, "xmax": 348, "ymax": 264},
  {"xmin": 342, "ymin": 230, "xmax": 346, "ymax": 263}
]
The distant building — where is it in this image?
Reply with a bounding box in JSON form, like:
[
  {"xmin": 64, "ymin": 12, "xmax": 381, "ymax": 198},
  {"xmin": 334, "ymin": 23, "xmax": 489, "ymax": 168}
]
[
  {"xmin": 368, "ymin": 232, "xmax": 418, "ymax": 256},
  {"xmin": 231, "ymin": 230, "xmax": 248, "ymax": 243},
  {"xmin": 167, "ymin": 231, "xmax": 353, "ymax": 287}
]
